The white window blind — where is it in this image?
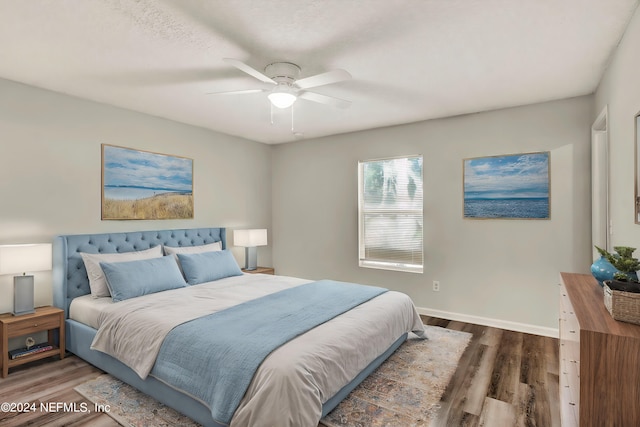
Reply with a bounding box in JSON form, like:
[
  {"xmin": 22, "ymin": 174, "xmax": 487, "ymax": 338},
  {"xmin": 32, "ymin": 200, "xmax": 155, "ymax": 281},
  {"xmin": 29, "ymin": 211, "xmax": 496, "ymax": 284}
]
[{"xmin": 358, "ymin": 155, "xmax": 423, "ymax": 273}]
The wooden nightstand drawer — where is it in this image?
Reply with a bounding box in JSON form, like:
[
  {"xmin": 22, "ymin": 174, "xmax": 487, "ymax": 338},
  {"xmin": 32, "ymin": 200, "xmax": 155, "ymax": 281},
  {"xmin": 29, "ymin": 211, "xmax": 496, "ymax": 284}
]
[
  {"xmin": 8, "ymin": 314, "xmax": 61, "ymax": 336},
  {"xmin": 242, "ymin": 267, "xmax": 275, "ymax": 275}
]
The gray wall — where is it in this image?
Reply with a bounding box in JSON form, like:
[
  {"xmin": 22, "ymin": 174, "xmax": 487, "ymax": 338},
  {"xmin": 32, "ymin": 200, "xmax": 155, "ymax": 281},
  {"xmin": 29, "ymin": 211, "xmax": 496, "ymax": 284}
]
[
  {"xmin": 272, "ymin": 96, "xmax": 593, "ymax": 331},
  {"xmin": 0, "ymin": 71, "xmax": 598, "ymax": 332},
  {"xmin": 0, "ymin": 78, "xmax": 272, "ymax": 314},
  {"xmin": 595, "ymin": 5, "xmax": 640, "ymax": 250}
]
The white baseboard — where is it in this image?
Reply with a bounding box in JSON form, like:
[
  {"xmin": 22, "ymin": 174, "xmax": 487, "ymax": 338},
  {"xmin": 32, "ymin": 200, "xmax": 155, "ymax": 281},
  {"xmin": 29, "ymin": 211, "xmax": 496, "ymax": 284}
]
[{"xmin": 417, "ymin": 307, "xmax": 559, "ymax": 338}]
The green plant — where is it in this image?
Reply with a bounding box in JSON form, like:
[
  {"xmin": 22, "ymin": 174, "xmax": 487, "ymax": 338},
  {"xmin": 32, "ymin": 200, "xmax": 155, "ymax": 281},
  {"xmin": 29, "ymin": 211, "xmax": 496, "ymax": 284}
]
[{"xmin": 595, "ymin": 246, "xmax": 640, "ymax": 282}]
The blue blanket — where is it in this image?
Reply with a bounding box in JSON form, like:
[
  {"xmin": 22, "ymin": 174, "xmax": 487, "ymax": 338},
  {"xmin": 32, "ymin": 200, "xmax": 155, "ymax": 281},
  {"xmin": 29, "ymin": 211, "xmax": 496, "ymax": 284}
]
[{"xmin": 150, "ymin": 280, "xmax": 387, "ymax": 425}]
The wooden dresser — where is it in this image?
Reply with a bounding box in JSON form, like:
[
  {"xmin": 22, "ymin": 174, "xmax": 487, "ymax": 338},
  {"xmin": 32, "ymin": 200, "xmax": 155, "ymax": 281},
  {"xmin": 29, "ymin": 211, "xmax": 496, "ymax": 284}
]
[{"xmin": 559, "ymin": 272, "xmax": 640, "ymax": 426}]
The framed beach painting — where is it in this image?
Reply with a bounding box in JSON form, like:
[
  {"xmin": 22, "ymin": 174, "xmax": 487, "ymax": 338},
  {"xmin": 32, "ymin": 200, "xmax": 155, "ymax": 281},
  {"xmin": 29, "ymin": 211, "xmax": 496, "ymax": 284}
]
[
  {"xmin": 102, "ymin": 144, "xmax": 193, "ymax": 220},
  {"xmin": 463, "ymin": 151, "xmax": 550, "ymax": 219}
]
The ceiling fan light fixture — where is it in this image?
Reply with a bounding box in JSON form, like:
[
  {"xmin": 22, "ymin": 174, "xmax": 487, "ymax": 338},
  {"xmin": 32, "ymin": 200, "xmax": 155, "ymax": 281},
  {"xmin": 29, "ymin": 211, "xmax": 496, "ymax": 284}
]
[{"xmin": 268, "ymin": 84, "xmax": 297, "ymax": 109}]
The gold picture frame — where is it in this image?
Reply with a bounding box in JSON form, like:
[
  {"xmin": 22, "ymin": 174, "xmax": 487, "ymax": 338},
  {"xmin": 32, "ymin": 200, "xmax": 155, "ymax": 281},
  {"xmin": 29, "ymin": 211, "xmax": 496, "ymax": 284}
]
[{"xmin": 101, "ymin": 144, "xmax": 193, "ymax": 220}]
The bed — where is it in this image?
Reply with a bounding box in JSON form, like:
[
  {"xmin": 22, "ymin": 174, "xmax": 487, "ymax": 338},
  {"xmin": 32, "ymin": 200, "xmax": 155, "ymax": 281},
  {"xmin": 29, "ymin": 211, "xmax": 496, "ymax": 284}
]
[{"xmin": 52, "ymin": 227, "xmax": 425, "ymax": 427}]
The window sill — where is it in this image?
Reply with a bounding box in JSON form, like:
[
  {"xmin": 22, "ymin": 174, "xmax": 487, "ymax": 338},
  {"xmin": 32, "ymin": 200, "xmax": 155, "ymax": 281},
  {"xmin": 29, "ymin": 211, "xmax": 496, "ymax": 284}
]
[{"xmin": 359, "ymin": 260, "xmax": 423, "ymax": 274}]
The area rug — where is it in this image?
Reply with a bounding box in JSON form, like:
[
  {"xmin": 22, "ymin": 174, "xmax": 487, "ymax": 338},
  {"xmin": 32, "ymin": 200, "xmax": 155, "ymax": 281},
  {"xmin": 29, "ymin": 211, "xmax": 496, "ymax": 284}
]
[{"xmin": 74, "ymin": 325, "xmax": 471, "ymax": 427}]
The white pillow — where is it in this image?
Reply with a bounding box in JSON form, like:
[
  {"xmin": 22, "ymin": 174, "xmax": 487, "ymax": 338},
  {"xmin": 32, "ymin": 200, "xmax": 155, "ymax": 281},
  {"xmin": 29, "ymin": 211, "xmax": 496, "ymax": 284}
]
[
  {"xmin": 80, "ymin": 245, "xmax": 163, "ymax": 298},
  {"xmin": 163, "ymin": 241, "xmax": 222, "ymax": 256},
  {"xmin": 164, "ymin": 242, "xmax": 223, "ymax": 275}
]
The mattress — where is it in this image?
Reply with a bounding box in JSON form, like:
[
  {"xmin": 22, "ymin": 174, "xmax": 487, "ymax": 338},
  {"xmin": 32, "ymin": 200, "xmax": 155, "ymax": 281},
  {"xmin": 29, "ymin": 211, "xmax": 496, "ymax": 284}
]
[{"xmin": 69, "ymin": 294, "xmax": 113, "ymax": 328}]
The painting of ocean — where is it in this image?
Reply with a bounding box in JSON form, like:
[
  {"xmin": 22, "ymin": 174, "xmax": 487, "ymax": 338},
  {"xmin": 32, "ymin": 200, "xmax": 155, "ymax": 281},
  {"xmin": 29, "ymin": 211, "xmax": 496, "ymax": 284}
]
[
  {"xmin": 463, "ymin": 152, "xmax": 550, "ymax": 219},
  {"xmin": 104, "ymin": 186, "xmax": 190, "ymax": 201},
  {"xmin": 102, "ymin": 145, "xmax": 193, "ymax": 220}
]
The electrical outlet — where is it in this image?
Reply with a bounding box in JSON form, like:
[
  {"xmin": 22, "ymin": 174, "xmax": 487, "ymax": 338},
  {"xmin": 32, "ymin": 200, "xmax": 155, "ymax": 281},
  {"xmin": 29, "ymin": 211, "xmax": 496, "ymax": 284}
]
[{"xmin": 433, "ymin": 280, "xmax": 440, "ymax": 292}]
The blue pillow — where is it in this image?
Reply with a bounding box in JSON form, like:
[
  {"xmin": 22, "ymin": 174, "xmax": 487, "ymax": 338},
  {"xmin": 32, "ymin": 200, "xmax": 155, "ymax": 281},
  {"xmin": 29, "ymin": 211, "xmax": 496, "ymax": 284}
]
[
  {"xmin": 100, "ymin": 256, "xmax": 187, "ymax": 302},
  {"xmin": 177, "ymin": 250, "xmax": 243, "ymax": 285}
]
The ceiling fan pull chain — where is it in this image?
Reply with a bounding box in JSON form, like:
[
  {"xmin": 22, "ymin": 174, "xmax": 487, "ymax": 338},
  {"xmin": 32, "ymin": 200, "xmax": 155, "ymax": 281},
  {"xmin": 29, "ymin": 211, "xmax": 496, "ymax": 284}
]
[{"xmin": 270, "ymin": 103, "xmax": 274, "ymax": 125}]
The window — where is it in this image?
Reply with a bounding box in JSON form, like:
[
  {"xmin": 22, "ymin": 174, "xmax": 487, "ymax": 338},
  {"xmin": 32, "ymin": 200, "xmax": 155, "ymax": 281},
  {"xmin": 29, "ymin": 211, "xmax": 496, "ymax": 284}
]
[{"xmin": 358, "ymin": 155, "xmax": 423, "ymax": 273}]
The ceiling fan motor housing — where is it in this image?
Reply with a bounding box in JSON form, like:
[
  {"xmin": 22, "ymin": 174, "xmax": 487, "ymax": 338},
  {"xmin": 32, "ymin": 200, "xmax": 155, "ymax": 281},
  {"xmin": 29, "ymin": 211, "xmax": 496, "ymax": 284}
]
[{"xmin": 265, "ymin": 62, "xmax": 301, "ymax": 85}]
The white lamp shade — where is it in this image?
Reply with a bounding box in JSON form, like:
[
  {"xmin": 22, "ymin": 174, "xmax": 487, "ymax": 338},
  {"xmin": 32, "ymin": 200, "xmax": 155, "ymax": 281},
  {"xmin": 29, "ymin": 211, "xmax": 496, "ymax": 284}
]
[
  {"xmin": 234, "ymin": 229, "xmax": 268, "ymax": 247},
  {"xmin": 0, "ymin": 243, "xmax": 53, "ymax": 275}
]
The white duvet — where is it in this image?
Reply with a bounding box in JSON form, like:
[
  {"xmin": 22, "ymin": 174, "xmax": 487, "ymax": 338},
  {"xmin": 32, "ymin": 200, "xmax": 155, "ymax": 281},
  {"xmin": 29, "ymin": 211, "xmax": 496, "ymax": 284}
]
[{"xmin": 87, "ymin": 274, "xmax": 426, "ymax": 427}]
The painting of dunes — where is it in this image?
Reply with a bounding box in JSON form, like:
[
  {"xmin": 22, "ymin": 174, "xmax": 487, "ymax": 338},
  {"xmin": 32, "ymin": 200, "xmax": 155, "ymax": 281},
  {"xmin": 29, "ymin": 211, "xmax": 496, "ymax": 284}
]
[
  {"xmin": 463, "ymin": 152, "xmax": 550, "ymax": 219},
  {"xmin": 102, "ymin": 144, "xmax": 193, "ymax": 220}
]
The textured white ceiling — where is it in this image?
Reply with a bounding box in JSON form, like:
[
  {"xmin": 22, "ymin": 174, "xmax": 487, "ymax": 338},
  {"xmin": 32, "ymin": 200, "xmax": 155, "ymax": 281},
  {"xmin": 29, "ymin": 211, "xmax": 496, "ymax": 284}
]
[{"xmin": 0, "ymin": 0, "xmax": 637, "ymax": 144}]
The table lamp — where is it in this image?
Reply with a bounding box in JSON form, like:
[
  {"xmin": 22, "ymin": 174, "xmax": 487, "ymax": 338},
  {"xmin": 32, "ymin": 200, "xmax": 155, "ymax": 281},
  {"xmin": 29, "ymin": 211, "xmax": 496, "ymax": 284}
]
[
  {"xmin": 0, "ymin": 243, "xmax": 52, "ymax": 316},
  {"xmin": 234, "ymin": 229, "xmax": 267, "ymax": 271}
]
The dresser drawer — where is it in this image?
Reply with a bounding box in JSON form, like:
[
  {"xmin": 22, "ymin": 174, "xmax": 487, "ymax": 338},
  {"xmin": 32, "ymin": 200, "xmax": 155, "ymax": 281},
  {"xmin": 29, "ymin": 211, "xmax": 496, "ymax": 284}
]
[
  {"xmin": 559, "ymin": 280, "xmax": 580, "ymax": 426},
  {"xmin": 559, "ymin": 371, "xmax": 579, "ymax": 427}
]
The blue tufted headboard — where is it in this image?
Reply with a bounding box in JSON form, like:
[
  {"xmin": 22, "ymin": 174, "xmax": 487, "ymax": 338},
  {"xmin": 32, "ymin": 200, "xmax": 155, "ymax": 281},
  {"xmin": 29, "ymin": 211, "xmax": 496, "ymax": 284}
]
[{"xmin": 52, "ymin": 227, "xmax": 226, "ymax": 318}]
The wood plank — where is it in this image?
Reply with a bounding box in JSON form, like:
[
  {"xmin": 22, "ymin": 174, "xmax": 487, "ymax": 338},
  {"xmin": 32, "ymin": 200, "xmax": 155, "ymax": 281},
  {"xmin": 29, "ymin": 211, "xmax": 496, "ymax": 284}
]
[
  {"xmin": 546, "ymin": 372, "xmax": 561, "ymax": 427},
  {"xmin": 478, "ymin": 397, "xmax": 516, "ymax": 427},
  {"xmin": 545, "ymin": 333, "xmax": 559, "ymax": 377},
  {"xmin": 487, "ymin": 330, "xmax": 523, "ymax": 404},
  {"xmin": 435, "ymin": 322, "xmax": 485, "ymax": 425},
  {"xmin": 464, "ymin": 328, "xmax": 502, "ymax": 416},
  {"xmin": 520, "ymin": 333, "xmax": 547, "ymax": 386}
]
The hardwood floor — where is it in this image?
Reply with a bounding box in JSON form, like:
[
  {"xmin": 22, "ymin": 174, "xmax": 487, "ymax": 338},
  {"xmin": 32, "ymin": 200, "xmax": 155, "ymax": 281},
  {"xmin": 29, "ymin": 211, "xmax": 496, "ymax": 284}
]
[
  {"xmin": 0, "ymin": 316, "xmax": 559, "ymax": 427},
  {"xmin": 424, "ymin": 316, "xmax": 560, "ymax": 427},
  {"xmin": 0, "ymin": 356, "xmax": 115, "ymax": 427}
]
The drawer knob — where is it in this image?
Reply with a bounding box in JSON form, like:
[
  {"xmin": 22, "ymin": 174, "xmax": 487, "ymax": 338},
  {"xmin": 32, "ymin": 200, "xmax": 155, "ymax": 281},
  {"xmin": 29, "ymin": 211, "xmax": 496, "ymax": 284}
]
[
  {"xmin": 569, "ymin": 402, "xmax": 576, "ymax": 406},
  {"xmin": 569, "ymin": 330, "xmax": 576, "ymax": 333},
  {"xmin": 33, "ymin": 323, "xmax": 38, "ymax": 327}
]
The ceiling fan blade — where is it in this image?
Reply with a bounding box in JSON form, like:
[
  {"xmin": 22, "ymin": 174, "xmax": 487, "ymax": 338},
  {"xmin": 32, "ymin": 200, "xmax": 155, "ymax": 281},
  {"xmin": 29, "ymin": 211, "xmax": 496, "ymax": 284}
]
[
  {"xmin": 223, "ymin": 58, "xmax": 276, "ymax": 84},
  {"xmin": 205, "ymin": 89, "xmax": 266, "ymax": 95},
  {"xmin": 298, "ymin": 91, "xmax": 351, "ymax": 109},
  {"xmin": 295, "ymin": 69, "xmax": 352, "ymax": 89}
]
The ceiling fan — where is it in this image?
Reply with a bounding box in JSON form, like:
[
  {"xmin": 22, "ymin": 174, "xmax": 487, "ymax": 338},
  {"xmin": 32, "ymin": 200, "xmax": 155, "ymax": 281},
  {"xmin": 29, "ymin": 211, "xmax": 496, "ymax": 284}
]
[{"xmin": 209, "ymin": 58, "xmax": 352, "ymax": 109}]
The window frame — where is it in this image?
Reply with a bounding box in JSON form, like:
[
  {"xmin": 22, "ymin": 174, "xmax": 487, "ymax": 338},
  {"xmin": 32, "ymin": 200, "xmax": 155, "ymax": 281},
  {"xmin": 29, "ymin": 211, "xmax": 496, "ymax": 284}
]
[{"xmin": 357, "ymin": 155, "xmax": 424, "ymax": 274}]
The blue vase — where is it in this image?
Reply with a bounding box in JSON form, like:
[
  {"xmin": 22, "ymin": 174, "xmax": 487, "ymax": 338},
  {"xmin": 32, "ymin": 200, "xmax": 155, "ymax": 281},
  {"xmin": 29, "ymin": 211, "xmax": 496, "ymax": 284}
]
[{"xmin": 590, "ymin": 256, "xmax": 618, "ymax": 286}]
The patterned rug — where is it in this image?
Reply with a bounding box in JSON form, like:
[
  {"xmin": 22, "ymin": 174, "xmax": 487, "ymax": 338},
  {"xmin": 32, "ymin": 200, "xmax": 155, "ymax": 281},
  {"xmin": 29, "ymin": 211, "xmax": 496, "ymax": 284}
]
[{"xmin": 74, "ymin": 326, "xmax": 471, "ymax": 427}]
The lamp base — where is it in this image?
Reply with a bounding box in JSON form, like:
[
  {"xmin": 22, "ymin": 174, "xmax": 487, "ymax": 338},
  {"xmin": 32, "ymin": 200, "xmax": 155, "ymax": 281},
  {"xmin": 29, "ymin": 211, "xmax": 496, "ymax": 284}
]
[
  {"xmin": 13, "ymin": 275, "xmax": 35, "ymax": 316},
  {"xmin": 244, "ymin": 247, "xmax": 258, "ymax": 271}
]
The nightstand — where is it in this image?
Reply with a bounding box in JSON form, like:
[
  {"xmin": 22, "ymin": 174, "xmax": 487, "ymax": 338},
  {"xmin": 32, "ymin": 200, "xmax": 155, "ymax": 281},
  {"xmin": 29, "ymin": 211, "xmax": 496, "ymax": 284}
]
[
  {"xmin": 242, "ymin": 267, "xmax": 275, "ymax": 275},
  {"xmin": 0, "ymin": 306, "xmax": 65, "ymax": 378}
]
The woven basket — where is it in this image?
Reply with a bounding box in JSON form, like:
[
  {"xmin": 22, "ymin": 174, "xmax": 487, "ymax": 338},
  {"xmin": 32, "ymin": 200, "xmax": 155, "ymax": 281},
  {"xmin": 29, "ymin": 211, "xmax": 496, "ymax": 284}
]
[{"xmin": 603, "ymin": 282, "xmax": 640, "ymax": 325}]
